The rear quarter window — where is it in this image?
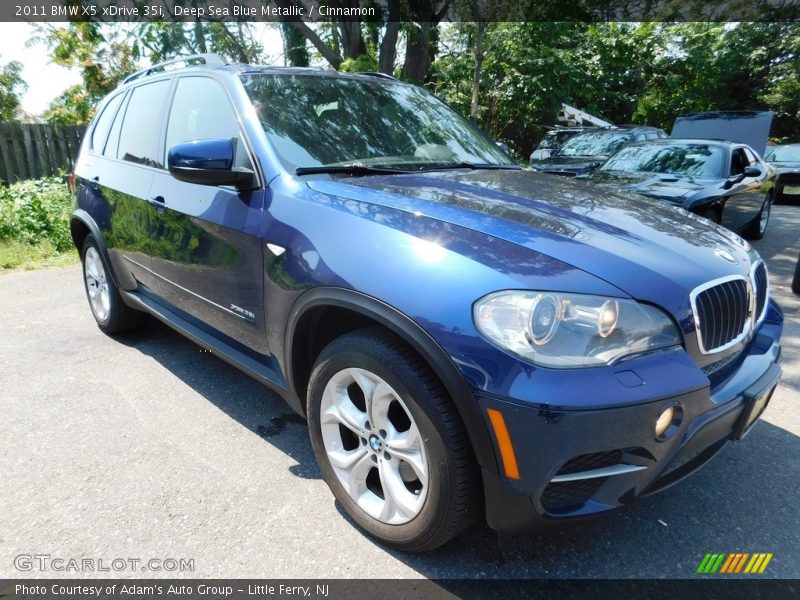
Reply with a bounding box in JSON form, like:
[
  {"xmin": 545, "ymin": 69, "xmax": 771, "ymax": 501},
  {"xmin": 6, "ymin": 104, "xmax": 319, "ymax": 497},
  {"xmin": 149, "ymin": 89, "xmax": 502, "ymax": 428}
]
[{"xmin": 90, "ymin": 93, "xmax": 125, "ymax": 154}]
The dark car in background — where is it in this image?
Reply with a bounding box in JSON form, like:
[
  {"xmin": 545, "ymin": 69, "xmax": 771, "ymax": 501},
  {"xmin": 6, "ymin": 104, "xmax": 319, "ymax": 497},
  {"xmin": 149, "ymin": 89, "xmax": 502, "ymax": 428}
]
[
  {"xmin": 577, "ymin": 111, "xmax": 777, "ymax": 239},
  {"xmin": 70, "ymin": 54, "xmax": 783, "ymax": 553},
  {"xmin": 766, "ymin": 143, "xmax": 800, "ymax": 202},
  {"xmin": 529, "ymin": 127, "xmax": 595, "ymax": 162},
  {"xmin": 582, "ymin": 139, "xmax": 776, "ymax": 239},
  {"xmin": 530, "ymin": 125, "xmax": 668, "ymax": 176}
]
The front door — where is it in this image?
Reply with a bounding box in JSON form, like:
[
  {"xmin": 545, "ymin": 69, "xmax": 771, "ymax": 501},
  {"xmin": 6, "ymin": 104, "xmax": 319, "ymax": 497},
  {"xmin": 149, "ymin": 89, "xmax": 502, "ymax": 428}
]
[
  {"xmin": 147, "ymin": 76, "xmax": 268, "ymax": 356},
  {"xmin": 722, "ymin": 147, "xmax": 768, "ymax": 233}
]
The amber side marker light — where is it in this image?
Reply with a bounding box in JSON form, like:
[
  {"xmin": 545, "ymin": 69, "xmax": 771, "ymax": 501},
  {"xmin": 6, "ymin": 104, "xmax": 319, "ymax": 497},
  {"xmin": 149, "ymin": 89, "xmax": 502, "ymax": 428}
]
[{"xmin": 486, "ymin": 408, "xmax": 520, "ymax": 480}]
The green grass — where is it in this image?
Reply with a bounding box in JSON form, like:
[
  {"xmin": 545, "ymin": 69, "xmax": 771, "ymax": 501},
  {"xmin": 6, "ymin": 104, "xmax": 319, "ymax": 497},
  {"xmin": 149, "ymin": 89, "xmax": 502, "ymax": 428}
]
[{"xmin": 0, "ymin": 239, "xmax": 78, "ymax": 272}]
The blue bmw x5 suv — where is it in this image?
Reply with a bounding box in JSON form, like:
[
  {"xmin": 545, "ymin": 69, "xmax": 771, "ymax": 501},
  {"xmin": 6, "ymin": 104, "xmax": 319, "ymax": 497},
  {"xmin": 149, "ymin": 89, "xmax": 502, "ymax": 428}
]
[{"xmin": 71, "ymin": 54, "xmax": 783, "ymax": 551}]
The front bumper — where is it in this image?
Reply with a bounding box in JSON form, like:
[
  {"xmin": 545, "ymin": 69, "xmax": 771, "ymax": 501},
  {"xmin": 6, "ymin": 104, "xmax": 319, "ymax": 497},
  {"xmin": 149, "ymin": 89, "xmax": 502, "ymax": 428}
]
[{"xmin": 478, "ymin": 309, "xmax": 783, "ymax": 534}]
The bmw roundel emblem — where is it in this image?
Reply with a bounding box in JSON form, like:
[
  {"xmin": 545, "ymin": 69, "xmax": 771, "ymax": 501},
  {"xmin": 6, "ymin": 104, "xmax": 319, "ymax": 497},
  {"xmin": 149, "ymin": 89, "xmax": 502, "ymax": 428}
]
[{"xmin": 714, "ymin": 248, "xmax": 737, "ymax": 264}]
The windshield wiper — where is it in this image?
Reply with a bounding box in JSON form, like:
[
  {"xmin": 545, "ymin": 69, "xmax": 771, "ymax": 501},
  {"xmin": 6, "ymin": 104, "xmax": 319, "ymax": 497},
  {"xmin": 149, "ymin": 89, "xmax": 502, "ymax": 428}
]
[
  {"xmin": 296, "ymin": 165, "xmax": 409, "ymax": 176},
  {"xmin": 413, "ymin": 162, "xmax": 520, "ymax": 172}
]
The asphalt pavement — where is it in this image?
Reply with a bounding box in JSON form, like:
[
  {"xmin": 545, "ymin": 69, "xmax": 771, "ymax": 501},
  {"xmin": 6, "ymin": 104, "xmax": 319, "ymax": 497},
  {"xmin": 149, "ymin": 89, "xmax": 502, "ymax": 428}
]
[{"xmin": 1, "ymin": 205, "xmax": 798, "ymax": 579}]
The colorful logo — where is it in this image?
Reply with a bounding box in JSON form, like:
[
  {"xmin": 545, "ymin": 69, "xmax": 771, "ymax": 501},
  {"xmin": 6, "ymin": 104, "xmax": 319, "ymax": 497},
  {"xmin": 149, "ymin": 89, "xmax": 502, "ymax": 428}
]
[{"xmin": 697, "ymin": 552, "xmax": 773, "ymax": 574}]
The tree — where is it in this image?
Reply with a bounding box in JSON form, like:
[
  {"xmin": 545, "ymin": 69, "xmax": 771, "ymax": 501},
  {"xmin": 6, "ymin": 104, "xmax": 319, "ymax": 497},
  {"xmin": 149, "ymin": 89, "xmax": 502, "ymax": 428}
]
[
  {"xmin": 135, "ymin": 21, "xmax": 263, "ymax": 64},
  {"xmin": 0, "ymin": 58, "xmax": 26, "ymax": 122},
  {"xmin": 33, "ymin": 23, "xmax": 137, "ymax": 124},
  {"xmin": 34, "ymin": 20, "xmax": 263, "ymax": 124},
  {"xmin": 275, "ymin": 0, "xmax": 443, "ymax": 80},
  {"xmin": 434, "ymin": 23, "xmax": 660, "ymax": 155},
  {"xmin": 281, "ymin": 22, "xmax": 309, "ymax": 67}
]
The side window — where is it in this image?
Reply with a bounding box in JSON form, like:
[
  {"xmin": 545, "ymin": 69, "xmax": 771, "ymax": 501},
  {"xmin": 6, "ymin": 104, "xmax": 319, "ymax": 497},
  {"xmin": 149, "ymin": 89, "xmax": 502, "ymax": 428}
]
[
  {"xmin": 90, "ymin": 93, "xmax": 124, "ymax": 154},
  {"xmin": 730, "ymin": 149, "xmax": 747, "ymax": 176},
  {"xmin": 646, "ymin": 132, "xmax": 660, "ymax": 140},
  {"xmin": 165, "ymin": 77, "xmax": 251, "ymax": 169},
  {"xmin": 117, "ymin": 80, "xmax": 171, "ymax": 168},
  {"xmin": 103, "ymin": 92, "xmax": 129, "ymax": 159},
  {"xmin": 743, "ymin": 147, "xmax": 759, "ymax": 165}
]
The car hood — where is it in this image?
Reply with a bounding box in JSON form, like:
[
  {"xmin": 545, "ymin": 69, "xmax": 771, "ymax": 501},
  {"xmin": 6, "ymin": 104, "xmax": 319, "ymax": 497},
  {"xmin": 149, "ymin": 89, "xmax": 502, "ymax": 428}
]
[
  {"xmin": 770, "ymin": 161, "xmax": 800, "ymax": 174},
  {"xmin": 583, "ymin": 170, "xmax": 722, "ymax": 204},
  {"xmin": 529, "ymin": 155, "xmax": 604, "ymax": 174},
  {"xmin": 671, "ymin": 111, "xmax": 773, "ymax": 157},
  {"xmin": 306, "ymin": 169, "xmax": 754, "ymax": 314}
]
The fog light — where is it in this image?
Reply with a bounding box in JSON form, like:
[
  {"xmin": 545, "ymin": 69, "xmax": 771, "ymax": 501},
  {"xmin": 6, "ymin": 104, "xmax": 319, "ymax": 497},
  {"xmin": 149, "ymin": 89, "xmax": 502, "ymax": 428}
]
[{"xmin": 655, "ymin": 406, "xmax": 676, "ymax": 437}]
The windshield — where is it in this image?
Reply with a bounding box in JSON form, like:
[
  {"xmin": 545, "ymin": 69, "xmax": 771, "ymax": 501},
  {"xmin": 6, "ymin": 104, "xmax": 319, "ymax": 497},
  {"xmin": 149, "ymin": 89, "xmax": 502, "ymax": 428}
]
[
  {"xmin": 240, "ymin": 73, "xmax": 516, "ymax": 171},
  {"xmin": 767, "ymin": 145, "xmax": 800, "ymax": 163},
  {"xmin": 557, "ymin": 132, "xmax": 631, "ymax": 157},
  {"xmin": 601, "ymin": 143, "xmax": 726, "ymax": 177},
  {"xmin": 536, "ymin": 130, "xmax": 578, "ymax": 150}
]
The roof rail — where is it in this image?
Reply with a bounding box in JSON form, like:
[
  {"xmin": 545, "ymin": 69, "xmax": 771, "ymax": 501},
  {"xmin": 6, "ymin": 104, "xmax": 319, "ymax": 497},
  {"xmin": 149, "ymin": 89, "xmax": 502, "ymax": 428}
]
[
  {"xmin": 358, "ymin": 72, "xmax": 398, "ymax": 81},
  {"xmin": 123, "ymin": 54, "xmax": 226, "ymax": 84}
]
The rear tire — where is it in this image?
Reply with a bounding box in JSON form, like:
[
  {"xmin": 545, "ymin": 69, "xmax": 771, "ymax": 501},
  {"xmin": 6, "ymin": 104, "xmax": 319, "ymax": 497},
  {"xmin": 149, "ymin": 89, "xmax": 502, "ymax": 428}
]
[
  {"xmin": 81, "ymin": 235, "xmax": 145, "ymax": 334},
  {"xmin": 306, "ymin": 327, "xmax": 480, "ymax": 552}
]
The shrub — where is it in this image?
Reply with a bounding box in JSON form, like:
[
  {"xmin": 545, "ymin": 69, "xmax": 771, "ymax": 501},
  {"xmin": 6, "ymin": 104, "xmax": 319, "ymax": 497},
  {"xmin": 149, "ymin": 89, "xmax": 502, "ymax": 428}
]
[{"xmin": 0, "ymin": 177, "xmax": 73, "ymax": 252}]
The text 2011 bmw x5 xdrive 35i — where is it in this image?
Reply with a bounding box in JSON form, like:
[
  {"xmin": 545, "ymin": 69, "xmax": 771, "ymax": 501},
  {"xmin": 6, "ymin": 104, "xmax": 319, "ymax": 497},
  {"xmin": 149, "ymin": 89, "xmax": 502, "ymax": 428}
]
[{"xmin": 71, "ymin": 55, "xmax": 783, "ymax": 552}]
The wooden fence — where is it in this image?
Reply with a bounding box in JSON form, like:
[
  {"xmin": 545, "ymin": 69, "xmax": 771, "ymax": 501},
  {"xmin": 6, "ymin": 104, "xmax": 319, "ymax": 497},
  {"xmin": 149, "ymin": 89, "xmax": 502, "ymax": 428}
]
[{"xmin": 0, "ymin": 123, "xmax": 86, "ymax": 185}]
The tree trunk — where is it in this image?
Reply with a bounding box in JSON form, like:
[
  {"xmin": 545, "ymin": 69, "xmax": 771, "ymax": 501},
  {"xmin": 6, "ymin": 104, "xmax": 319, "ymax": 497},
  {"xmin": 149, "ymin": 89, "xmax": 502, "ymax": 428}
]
[
  {"xmin": 281, "ymin": 22, "xmax": 309, "ymax": 67},
  {"xmin": 339, "ymin": 21, "xmax": 366, "ymax": 59},
  {"xmin": 191, "ymin": 0, "xmax": 206, "ymax": 54},
  {"xmin": 286, "ymin": 20, "xmax": 343, "ymax": 69},
  {"xmin": 470, "ymin": 22, "xmax": 485, "ymax": 121},
  {"xmin": 379, "ymin": 2, "xmax": 401, "ymax": 75},
  {"xmin": 402, "ymin": 22, "xmax": 432, "ymax": 84}
]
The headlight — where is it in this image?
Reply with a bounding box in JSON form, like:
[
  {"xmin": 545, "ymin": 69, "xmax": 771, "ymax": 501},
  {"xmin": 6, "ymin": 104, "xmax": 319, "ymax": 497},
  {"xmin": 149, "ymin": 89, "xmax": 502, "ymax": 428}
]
[{"xmin": 474, "ymin": 290, "xmax": 681, "ymax": 368}]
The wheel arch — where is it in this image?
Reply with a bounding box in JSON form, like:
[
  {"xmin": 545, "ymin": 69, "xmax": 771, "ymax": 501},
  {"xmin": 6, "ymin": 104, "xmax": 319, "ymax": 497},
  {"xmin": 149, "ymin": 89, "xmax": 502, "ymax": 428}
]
[
  {"xmin": 284, "ymin": 287, "xmax": 497, "ymax": 471},
  {"xmin": 70, "ymin": 209, "xmax": 96, "ymax": 254},
  {"xmin": 70, "ymin": 209, "xmax": 126, "ymax": 292}
]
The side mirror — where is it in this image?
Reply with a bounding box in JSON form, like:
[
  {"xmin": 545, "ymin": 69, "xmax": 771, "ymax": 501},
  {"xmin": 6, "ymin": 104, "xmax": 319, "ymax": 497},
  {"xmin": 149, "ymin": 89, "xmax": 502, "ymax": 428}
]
[
  {"xmin": 495, "ymin": 141, "xmax": 510, "ymax": 155},
  {"xmin": 743, "ymin": 166, "xmax": 762, "ymax": 178},
  {"xmin": 168, "ymin": 139, "xmax": 255, "ymax": 189},
  {"xmin": 725, "ymin": 165, "xmax": 762, "ymax": 188}
]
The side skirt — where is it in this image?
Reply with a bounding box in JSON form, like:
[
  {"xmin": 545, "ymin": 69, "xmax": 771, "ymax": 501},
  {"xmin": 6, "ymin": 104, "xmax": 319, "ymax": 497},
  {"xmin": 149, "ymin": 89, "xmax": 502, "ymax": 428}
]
[{"xmin": 121, "ymin": 289, "xmax": 301, "ymax": 415}]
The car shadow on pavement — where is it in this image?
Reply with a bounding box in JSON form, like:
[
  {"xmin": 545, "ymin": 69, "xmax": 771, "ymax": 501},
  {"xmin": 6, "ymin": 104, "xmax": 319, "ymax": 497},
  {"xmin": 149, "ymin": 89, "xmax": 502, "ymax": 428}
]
[
  {"xmin": 115, "ymin": 318, "xmax": 321, "ymax": 481},
  {"xmin": 115, "ymin": 315, "xmax": 799, "ymax": 578}
]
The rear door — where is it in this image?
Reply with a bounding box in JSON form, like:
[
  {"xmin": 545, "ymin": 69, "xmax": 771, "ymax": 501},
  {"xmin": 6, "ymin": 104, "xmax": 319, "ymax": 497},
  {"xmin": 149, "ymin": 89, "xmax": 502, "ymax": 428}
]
[
  {"xmin": 75, "ymin": 80, "xmax": 171, "ymax": 292},
  {"xmin": 147, "ymin": 76, "xmax": 267, "ymax": 355}
]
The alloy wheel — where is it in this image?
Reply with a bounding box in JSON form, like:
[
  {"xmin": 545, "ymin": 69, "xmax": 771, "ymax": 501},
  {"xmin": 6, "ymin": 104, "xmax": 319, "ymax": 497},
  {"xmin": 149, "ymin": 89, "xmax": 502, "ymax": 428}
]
[
  {"xmin": 84, "ymin": 246, "xmax": 110, "ymax": 322},
  {"xmin": 319, "ymin": 367, "xmax": 429, "ymax": 525}
]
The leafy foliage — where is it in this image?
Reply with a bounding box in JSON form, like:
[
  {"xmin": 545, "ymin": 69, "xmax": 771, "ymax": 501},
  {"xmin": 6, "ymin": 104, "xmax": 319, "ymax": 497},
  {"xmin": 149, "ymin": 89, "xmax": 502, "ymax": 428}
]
[
  {"xmin": 433, "ymin": 22, "xmax": 800, "ymax": 156},
  {"xmin": 0, "ymin": 58, "xmax": 26, "ymax": 122},
  {"xmin": 0, "ymin": 178, "xmax": 73, "ymax": 252},
  {"xmin": 34, "ymin": 23, "xmax": 137, "ymax": 124}
]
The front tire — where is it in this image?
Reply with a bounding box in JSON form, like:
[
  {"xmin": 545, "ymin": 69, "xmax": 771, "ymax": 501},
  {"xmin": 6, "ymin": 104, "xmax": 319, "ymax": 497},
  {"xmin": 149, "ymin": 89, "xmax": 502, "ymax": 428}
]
[
  {"xmin": 744, "ymin": 192, "xmax": 772, "ymax": 240},
  {"xmin": 307, "ymin": 328, "xmax": 480, "ymax": 552},
  {"xmin": 81, "ymin": 235, "xmax": 144, "ymax": 334}
]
